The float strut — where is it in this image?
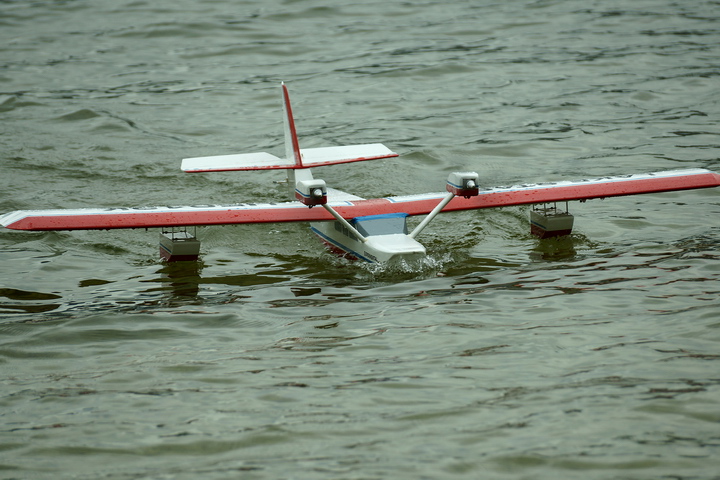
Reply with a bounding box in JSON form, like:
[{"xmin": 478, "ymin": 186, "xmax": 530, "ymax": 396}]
[
  {"xmin": 409, "ymin": 192, "xmax": 455, "ymax": 239},
  {"xmin": 410, "ymin": 172, "xmax": 479, "ymax": 239}
]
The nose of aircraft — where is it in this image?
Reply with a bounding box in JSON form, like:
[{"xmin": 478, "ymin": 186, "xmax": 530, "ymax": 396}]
[{"xmin": 363, "ymin": 234, "xmax": 427, "ymax": 263}]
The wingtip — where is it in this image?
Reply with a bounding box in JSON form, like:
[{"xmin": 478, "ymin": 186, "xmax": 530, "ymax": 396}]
[{"xmin": 0, "ymin": 211, "xmax": 28, "ymax": 230}]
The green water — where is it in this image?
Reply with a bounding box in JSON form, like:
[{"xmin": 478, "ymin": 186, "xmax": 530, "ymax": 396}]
[{"xmin": 1, "ymin": 0, "xmax": 719, "ymax": 478}]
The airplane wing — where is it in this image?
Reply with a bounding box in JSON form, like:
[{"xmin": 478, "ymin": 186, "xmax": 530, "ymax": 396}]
[{"xmin": 2, "ymin": 168, "xmax": 719, "ymax": 231}]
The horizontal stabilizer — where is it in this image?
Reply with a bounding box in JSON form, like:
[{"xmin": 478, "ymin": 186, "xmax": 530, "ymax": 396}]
[
  {"xmin": 181, "ymin": 152, "xmax": 290, "ymax": 172},
  {"xmin": 300, "ymin": 144, "xmax": 398, "ymax": 167},
  {"xmin": 182, "ymin": 144, "xmax": 397, "ymax": 172},
  {"xmin": 182, "ymin": 85, "xmax": 396, "ymax": 172}
]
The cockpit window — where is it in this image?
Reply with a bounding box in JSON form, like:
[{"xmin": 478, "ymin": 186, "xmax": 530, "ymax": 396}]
[{"xmin": 352, "ymin": 213, "xmax": 409, "ymax": 237}]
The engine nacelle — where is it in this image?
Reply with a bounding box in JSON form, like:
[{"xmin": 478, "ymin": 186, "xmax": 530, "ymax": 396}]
[
  {"xmin": 295, "ymin": 179, "xmax": 327, "ymax": 207},
  {"xmin": 446, "ymin": 172, "xmax": 479, "ymax": 198}
]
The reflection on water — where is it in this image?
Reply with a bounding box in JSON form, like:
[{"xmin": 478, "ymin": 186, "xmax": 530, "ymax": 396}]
[
  {"xmin": 529, "ymin": 235, "xmax": 579, "ymax": 262},
  {"xmin": 155, "ymin": 261, "xmax": 203, "ymax": 299},
  {"xmin": 0, "ymin": 288, "xmax": 62, "ymax": 315}
]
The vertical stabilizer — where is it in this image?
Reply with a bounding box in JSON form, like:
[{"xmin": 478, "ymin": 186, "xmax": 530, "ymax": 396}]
[{"xmin": 282, "ymin": 83, "xmax": 303, "ymax": 167}]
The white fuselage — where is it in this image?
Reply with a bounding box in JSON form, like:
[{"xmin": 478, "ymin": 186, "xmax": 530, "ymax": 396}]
[
  {"xmin": 290, "ymin": 168, "xmax": 426, "ymax": 263},
  {"xmin": 310, "ymin": 223, "xmax": 426, "ymax": 263}
]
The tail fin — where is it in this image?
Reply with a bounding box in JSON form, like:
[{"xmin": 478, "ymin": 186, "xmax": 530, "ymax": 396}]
[
  {"xmin": 282, "ymin": 82, "xmax": 303, "ymax": 167},
  {"xmin": 181, "ymin": 83, "xmax": 398, "ymax": 173}
]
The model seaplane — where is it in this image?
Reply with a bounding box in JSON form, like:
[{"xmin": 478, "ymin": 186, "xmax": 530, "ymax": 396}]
[{"xmin": 2, "ymin": 83, "xmax": 720, "ymax": 263}]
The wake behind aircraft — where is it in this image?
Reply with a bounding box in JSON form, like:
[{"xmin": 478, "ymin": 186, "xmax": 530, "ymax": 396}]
[{"xmin": 2, "ymin": 84, "xmax": 719, "ymax": 263}]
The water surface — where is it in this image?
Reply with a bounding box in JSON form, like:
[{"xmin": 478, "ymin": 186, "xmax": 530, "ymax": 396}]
[{"xmin": 1, "ymin": 0, "xmax": 720, "ymax": 478}]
